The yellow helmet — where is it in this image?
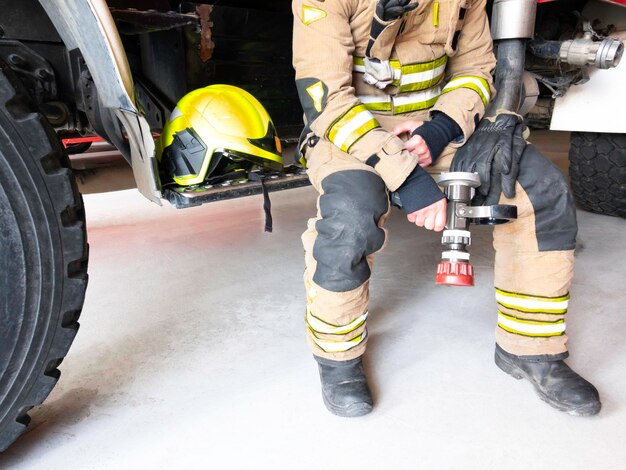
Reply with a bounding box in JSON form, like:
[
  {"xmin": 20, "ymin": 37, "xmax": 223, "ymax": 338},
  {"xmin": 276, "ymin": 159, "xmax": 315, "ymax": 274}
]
[{"xmin": 158, "ymin": 84, "xmax": 283, "ymax": 186}]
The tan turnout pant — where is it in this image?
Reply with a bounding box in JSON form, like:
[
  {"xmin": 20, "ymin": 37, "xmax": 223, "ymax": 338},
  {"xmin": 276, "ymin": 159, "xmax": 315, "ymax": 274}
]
[{"xmin": 303, "ymin": 113, "xmax": 577, "ymax": 362}]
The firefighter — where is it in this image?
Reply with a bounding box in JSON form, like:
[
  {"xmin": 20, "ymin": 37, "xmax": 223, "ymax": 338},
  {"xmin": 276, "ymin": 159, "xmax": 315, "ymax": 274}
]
[{"xmin": 293, "ymin": 0, "xmax": 601, "ymax": 417}]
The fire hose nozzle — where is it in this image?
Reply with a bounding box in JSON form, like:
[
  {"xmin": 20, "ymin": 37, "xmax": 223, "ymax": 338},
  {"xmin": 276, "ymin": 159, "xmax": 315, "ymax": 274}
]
[
  {"xmin": 436, "ymin": 261, "xmax": 475, "ymax": 287},
  {"xmin": 436, "ymin": 172, "xmax": 517, "ymax": 287}
]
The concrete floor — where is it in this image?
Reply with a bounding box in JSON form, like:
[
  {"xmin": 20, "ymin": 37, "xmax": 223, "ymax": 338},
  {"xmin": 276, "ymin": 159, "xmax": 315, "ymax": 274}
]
[{"xmin": 2, "ymin": 132, "xmax": 626, "ymax": 469}]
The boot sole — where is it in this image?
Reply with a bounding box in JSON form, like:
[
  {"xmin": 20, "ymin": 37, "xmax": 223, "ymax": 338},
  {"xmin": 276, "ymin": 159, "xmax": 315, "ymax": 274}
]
[
  {"xmin": 322, "ymin": 393, "xmax": 373, "ymax": 418},
  {"xmin": 495, "ymin": 350, "xmax": 601, "ymax": 417}
]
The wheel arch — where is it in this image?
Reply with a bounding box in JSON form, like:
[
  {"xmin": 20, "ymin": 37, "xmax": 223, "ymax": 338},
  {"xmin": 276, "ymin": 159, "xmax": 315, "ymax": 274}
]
[{"xmin": 36, "ymin": 0, "xmax": 162, "ymax": 204}]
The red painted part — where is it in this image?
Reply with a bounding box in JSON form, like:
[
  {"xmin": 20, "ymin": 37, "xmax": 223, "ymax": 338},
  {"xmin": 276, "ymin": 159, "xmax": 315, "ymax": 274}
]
[
  {"xmin": 62, "ymin": 136, "xmax": 104, "ymax": 146},
  {"xmin": 435, "ymin": 261, "xmax": 475, "ymax": 287},
  {"xmin": 537, "ymin": 0, "xmax": 626, "ymax": 4},
  {"xmin": 61, "ymin": 133, "xmax": 161, "ymax": 148},
  {"xmin": 601, "ymin": 0, "xmax": 626, "ymax": 6}
]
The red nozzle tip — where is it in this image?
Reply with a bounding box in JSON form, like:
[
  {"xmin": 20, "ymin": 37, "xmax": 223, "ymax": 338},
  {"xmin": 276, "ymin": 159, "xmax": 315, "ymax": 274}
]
[{"xmin": 435, "ymin": 261, "xmax": 474, "ymax": 287}]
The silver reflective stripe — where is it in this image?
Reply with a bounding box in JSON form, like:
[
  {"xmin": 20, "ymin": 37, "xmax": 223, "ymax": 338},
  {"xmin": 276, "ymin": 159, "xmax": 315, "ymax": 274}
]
[
  {"xmin": 309, "ymin": 328, "xmax": 368, "ymax": 353},
  {"xmin": 358, "ymin": 95, "xmax": 391, "ymax": 106},
  {"xmin": 441, "ymin": 76, "xmax": 491, "ymax": 106},
  {"xmin": 495, "ymin": 288, "xmax": 570, "ymax": 314},
  {"xmin": 354, "ymin": 57, "xmax": 444, "ymax": 88},
  {"xmin": 306, "ymin": 308, "xmax": 368, "ymax": 335},
  {"xmin": 354, "ymin": 62, "xmax": 366, "ymax": 73},
  {"xmin": 399, "ymin": 62, "xmax": 446, "ymax": 88},
  {"xmin": 392, "ymin": 87, "xmax": 442, "ymax": 108},
  {"xmin": 358, "ymin": 86, "xmax": 442, "ymax": 114},
  {"xmin": 391, "ymin": 86, "xmax": 442, "ymax": 113},
  {"xmin": 496, "ymin": 292, "xmax": 569, "ymax": 312},
  {"xmin": 329, "ymin": 105, "xmax": 379, "ymax": 152},
  {"xmin": 498, "ymin": 311, "xmax": 566, "ymax": 337},
  {"xmin": 391, "ymin": 63, "xmax": 401, "ymax": 82},
  {"xmin": 357, "ymin": 94, "xmax": 392, "ymax": 111}
]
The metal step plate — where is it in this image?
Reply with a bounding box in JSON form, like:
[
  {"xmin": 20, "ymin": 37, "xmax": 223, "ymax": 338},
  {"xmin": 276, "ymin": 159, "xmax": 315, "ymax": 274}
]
[{"xmin": 163, "ymin": 168, "xmax": 311, "ymax": 209}]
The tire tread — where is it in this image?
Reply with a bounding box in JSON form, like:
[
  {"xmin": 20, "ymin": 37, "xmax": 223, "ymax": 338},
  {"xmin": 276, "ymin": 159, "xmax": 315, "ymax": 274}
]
[
  {"xmin": 0, "ymin": 66, "xmax": 88, "ymax": 452},
  {"xmin": 569, "ymin": 132, "xmax": 626, "ymax": 218}
]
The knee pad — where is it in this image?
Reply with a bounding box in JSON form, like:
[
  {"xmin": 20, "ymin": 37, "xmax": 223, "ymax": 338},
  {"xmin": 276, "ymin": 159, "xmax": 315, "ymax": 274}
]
[
  {"xmin": 313, "ymin": 170, "xmax": 389, "ymax": 292},
  {"xmin": 518, "ymin": 145, "xmax": 577, "ymax": 251}
]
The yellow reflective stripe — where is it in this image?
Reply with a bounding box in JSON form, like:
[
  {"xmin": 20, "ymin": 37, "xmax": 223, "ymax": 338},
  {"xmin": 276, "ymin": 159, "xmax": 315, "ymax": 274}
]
[
  {"xmin": 361, "ymin": 102, "xmax": 393, "ymax": 112},
  {"xmin": 498, "ymin": 311, "xmax": 566, "ymax": 337},
  {"xmin": 306, "ymin": 81, "xmax": 325, "ymax": 113},
  {"xmin": 328, "ymin": 105, "xmax": 380, "ymax": 152},
  {"xmin": 358, "ymin": 87, "xmax": 443, "ymax": 114},
  {"xmin": 392, "ymin": 87, "xmax": 442, "ymax": 114},
  {"xmin": 308, "ymin": 327, "xmax": 368, "ymax": 353},
  {"xmin": 306, "ymin": 307, "xmax": 368, "ymax": 336},
  {"xmin": 433, "ymin": 2, "xmax": 440, "ymax": 27},
  {"xmin": 353, "ymin": 56, "xmax": 365, "ymax": 73},
  {"xmin": 400, "ymin": 56, "xmax": 448, "ymax": 75},
  {"xmin": 353, "ymin": 57, "xmax": 401, "ymax": 80},
  {"xmin": 390, "ymin": 60, "xmax": 402, "ymax": 85},
  {"xmin": 358, "ymin": 95, "xmax": 392, "ymax": 112},
  {"xmin": 441, "ymin": 76, "xmax": 491, "ymax": 107},
  {"xmin": 497, "ymin": 301, "xmax": 567, "ymax": 315},
  {"xmin": 399, "ymin": 56, "xmax": 447, "ymax": 92},
  {"xmin": 353, "ymin": 56, "xmax": 446, "ymax": 89},
  {"xmin": 399, "ymin": 69, "xmax": 445, "ymax": 92},
  {"xmin": 496, "ymin": 288, "xmax": 570, "ymax": 303},
  {"xmin": 499, "ymin": 310, "xmax": 565, "ymax": 327},
  {"xmin": 495, "ymin": 289, "xmax": 569, "ymax": 314},
  {"xmin": 393, "ymin": 96, "xmax": 439, "ymax": 114}
]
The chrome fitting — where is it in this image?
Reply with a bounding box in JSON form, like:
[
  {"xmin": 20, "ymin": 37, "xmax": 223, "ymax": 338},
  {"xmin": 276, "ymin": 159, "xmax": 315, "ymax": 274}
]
[
  {"xmin": 490, "ymin": 0, "xmax": 537, "ymax": 40},
  {"xmin": 559, "ymin": 34, "xmax": 624, "ymax": 69}
]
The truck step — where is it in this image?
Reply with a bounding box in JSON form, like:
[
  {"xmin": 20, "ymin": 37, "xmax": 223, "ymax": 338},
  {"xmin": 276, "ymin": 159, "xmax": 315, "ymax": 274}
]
[{"xmin": 163, "ymin": 167, "xmax": 311, "ymax": 209}]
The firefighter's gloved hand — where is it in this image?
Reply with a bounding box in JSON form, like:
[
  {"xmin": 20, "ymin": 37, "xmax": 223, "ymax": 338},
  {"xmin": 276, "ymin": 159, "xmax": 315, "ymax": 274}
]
[
  {"xmin": 376, "ymin": 0, "xmax": 418, "ymax": 21},
  {"xmin": 450, "ymin": 112, "xmax": 526, "ymax": 206}
]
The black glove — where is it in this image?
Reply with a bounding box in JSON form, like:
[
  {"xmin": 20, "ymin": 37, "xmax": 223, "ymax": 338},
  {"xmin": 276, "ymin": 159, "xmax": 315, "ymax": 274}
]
[
  {"xmin": 450, "ymin": 112, "xmax": 526, "ymax": 206},
  {"xmin": 376, "ymin": 0, "xmax": 418, "ymax": 22}
]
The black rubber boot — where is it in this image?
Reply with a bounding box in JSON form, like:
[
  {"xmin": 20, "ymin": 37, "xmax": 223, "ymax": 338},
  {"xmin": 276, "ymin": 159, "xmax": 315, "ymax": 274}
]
[
  {"xmin": 314, "ymin": 355, "xmax": 373, "ymax": 417},
  {"xmin": 495, "ymin": 345, "xmax": 601, "ymax": 416}
]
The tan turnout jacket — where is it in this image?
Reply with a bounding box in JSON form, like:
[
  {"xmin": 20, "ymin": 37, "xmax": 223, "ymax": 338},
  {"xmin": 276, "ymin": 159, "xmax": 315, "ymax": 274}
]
[{"xmin": 293, "ymin": 0, "xmax": 496, "ymax": 191}]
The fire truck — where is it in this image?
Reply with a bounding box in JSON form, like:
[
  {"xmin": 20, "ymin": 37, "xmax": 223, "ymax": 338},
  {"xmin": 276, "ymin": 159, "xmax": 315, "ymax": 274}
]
[{"xmin": 0, "ymin": 0, "xmax": 623, "ymax": 451}]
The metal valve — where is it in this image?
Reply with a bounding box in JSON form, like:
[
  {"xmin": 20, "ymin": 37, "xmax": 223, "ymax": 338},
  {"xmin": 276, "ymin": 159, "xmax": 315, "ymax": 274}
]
[{"xmin": 436, "ymin": 172, "xmax": 517, "ymax": 287}]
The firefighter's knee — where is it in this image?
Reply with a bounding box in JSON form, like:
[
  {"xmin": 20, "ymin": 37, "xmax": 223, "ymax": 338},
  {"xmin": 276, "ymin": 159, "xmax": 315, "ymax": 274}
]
[
  {"xmin": 517, "ymin": 144, "xmax": 578, "ymax": 251},
  {"xmin": 312, "ymin": 170, "xmax": 389, "ymax": 292}
]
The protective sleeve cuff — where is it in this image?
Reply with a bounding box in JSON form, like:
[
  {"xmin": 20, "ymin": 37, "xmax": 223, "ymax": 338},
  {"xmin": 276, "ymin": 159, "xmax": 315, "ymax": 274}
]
[
  {"xmin": 395, "ymin": 165, "xmax": 445, "ymax": 214},
  {"xmin": 412, "ymin": 112, "xmax": 463, "ymax": 162},
  {"xmin": 430, "ymin": 87, "xmax": 487, "ymax": 146}
]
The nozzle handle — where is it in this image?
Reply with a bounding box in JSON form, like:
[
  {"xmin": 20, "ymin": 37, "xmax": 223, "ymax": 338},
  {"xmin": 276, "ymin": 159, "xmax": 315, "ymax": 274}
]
[{"xmin": 456, "ymin": 203, "xmax": 517, "ymax": 224}]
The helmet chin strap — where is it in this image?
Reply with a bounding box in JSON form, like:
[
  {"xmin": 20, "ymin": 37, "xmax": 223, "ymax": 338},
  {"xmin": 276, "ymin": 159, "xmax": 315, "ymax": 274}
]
[{"xmin": 248, "ymin": 172, "xmax": 273, "ymax": 233}]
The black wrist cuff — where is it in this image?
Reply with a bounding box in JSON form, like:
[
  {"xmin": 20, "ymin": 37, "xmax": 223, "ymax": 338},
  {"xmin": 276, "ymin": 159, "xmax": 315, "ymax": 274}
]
[
  {"xmin": 396, "ymin": 164, "xmax": 445, "ymax": 213},
  {"xmin": 412, "ymin": 112, "xmax": 463, "ymax": 161}
]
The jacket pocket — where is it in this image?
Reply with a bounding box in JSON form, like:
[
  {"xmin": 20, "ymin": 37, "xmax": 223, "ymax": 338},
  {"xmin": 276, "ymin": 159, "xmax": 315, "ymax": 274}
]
[{"xmin": 406, "ymin": 0, "xmax": 460, "ymax": 45}]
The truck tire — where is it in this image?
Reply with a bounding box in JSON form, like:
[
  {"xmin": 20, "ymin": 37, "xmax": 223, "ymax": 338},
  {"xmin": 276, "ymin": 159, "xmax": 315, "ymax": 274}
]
[
  {"xmin": 0, "ymin": 66, "xmax": 88, "ymax": 451},
  {"xmin": 569, "ymin": 132, "xmax": 626, "ymax": 218}
]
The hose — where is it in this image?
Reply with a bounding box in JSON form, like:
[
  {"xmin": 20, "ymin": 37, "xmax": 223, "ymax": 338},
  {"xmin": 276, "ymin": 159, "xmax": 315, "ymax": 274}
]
[
  {"xmin": 487, "ymin": 39, "xmax": 526, "ymax": 116},
  {"xmin": 528, "ymin": 38, "xmax": 561, "ymax": 60}
]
